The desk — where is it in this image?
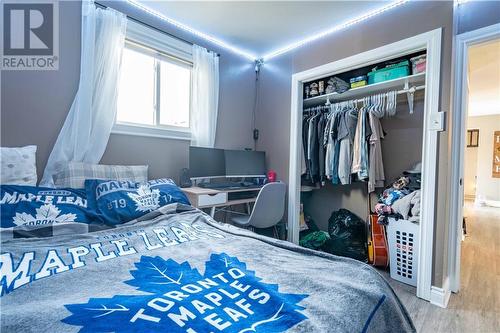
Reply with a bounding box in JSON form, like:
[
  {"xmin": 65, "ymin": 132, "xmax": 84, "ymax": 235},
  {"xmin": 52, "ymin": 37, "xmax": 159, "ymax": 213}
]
[{"xmin": 182, "ymin": 186, "xmax": 262, "ymax": 217}]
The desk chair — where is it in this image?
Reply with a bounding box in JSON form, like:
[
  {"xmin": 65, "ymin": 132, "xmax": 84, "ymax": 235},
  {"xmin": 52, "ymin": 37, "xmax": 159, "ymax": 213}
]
[{"xmin": 230, "ymin": 182, "xmax": 286, "ymax": 238}]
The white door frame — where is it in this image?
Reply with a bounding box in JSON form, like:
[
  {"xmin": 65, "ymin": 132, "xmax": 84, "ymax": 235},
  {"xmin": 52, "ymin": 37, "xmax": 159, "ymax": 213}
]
[
  {"xmin": 448, "ymin": 23, "xmax": 500, "ymax": 293},
  {"xmin": 287, "ymin": 29, "xmax": 442, "ymax": 301}
]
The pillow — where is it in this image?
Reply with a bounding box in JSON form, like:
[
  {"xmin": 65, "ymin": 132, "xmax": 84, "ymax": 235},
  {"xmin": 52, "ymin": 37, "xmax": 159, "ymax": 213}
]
[
  {"xmin": 85, "ymin": 178, "xmax": 190, "ymax": 225},
  {"xmin": 0, "ymin": 185, "xmax": 91, "ymax": 229},
  {"xmin": 0, "ymin": 145, "xmax": 37, "ymax": 185},
  {"xmin": 53, "ymin": 162, "xmax": 148, "ymax": 189}
]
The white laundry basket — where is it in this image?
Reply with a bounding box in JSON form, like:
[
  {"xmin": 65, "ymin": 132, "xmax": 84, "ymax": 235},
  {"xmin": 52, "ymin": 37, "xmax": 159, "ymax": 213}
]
[{"xmin": 386, "ymin": 218, "xmax": 419, "ymax": 286}]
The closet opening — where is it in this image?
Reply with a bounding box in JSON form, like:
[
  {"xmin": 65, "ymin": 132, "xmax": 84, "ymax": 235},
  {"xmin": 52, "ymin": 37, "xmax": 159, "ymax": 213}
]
[{"xmin": 287, "ymin": 30, "xmax": 443, "ymax": 302}]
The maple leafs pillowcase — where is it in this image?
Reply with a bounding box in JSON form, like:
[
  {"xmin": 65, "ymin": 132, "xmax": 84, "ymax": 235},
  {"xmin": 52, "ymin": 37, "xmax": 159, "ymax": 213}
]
[
  {"xmin": 0, "ymin": 185, "xmax": 91, "ymax": 229},
  {"xmin": 85, "ymin": 178, "xmax": 190, "ymax": 225}
]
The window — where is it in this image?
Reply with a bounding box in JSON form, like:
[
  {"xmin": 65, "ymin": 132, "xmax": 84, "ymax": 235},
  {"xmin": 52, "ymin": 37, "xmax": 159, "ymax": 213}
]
[{"xmin": 113, "ymin": 21, "xmax": 193, "ymax": 140}]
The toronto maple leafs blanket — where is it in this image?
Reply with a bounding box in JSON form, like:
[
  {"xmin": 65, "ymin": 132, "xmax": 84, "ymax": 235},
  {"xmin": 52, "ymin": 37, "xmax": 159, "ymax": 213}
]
[{"xmin": 0, "ymin": 204, "xmax": 415, "ymax": 333}]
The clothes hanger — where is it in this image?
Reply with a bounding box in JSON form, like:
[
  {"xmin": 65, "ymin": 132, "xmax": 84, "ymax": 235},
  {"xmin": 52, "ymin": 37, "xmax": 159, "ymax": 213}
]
[
  {"xmin": 325, "ymin": 96, "xmax": 331, "ymax": 106},
  {"xmin": 407, "ymin": 86, "xmax": 416, "ymax": 114}
]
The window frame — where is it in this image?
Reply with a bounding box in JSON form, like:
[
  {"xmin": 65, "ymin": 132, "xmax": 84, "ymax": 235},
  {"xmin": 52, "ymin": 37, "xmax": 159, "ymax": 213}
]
[{"xmin": 112, "ymin": 20, "xmax": 193, "ymax": 141}]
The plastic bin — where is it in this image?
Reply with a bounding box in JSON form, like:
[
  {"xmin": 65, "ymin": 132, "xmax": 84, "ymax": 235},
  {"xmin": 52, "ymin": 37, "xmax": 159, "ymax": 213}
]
[
  {"xmin": 367, "ymin": 61, "xmax": 410, "ymax": 84},
  {"xmin": 410, "ymin": 55, "xmax": 427, "ymax": 74},
  {"xmin": 386, "ymin": 217, "xmax": 419, "ymax": 286},
  {"xmin": 350, "ymin": 75, "xmax": 367, "ymax": 89}
]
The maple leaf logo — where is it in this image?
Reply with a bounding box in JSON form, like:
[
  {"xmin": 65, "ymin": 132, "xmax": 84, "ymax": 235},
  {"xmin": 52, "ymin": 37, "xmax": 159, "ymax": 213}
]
[
  {"xmin": 12, "ymin": 203, "xmax": 77, "ymax": 226},
  {"xmin": 127, "ymin": 184, "xmax": 161, "ymax": 213},
  {"xmin": 62, "ymin": 253, "xmax": 308, "ymax": 332}
]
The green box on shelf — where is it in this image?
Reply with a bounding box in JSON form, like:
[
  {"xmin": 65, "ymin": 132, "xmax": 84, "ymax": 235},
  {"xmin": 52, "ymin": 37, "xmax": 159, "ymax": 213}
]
[{"xmin": 367, "ymin": 60, "xmax": 410, "ymax": 84}]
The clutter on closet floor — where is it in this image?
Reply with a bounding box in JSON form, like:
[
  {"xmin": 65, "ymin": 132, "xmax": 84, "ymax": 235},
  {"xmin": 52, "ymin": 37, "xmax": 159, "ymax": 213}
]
[
  {"xmin": 299, "ymin": 50, "xmax": 426, "ymax": 286},
  {"xmin": 299, "ymin": 207, "xmax": 367, "ymax": 261}
]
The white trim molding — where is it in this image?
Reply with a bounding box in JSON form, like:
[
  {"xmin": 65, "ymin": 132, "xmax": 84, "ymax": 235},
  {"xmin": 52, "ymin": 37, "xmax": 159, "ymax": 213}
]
[
  {"xmin": 448, "ymin": 23, "xmax": 500, "ymax": 293},
  {"xmin": 126, "ymin": 19, "xmax": 193, "ymax": 63},
  {"xmin": 112, "ymin": 123, "xmax": 191, "ymax": 141},
  {"xmin": 430, "ymin": 277, "xmax": 452, "ymax": 308},
  {"xmin": 288, "ymin": 29, "xmax": 443, "ymax": 302}
]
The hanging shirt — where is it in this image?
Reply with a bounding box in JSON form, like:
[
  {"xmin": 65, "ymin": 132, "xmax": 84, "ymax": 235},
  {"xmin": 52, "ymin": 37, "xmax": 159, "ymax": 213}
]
[
  {"xmin": 330, "ymin": 111, "xmax": 343, "ymax": 184},
  {"xmin": 351, "ymin": 108, "xmax": 364, "ymax": 176},
  {"xmin": 302, "ymin": 115, "xmax": 310, "ymax": 176},
  {"xmin": 317, "ymin": 113, "xmax": 327, "ymax": 185},
  {"xmin": 308, "ymin": 113, "xmax": 320, "ymax": 182},
  {"xmin": 338, "ymin": 108, "xmax": 357, "ymax": 185},
  {"xmin": 368, "ymin": 111, "xmax": 385, "ymax": 192},
  {"xmin": 331, "ymin": 110, "xmax": 347, "ymax": 185}
]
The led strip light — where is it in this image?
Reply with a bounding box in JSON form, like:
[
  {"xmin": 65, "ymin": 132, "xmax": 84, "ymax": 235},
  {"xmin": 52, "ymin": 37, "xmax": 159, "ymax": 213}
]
[
  {"xmin": 127, "ymin": 0, "xmax": 257, "ymax": 61},
  {"xmin": 262, "ymin": 0, "xmax": 410, "ymax": 61},
  {"xmin": 127, "ymin": 0, "xmax": 410, "ymax": 62}
]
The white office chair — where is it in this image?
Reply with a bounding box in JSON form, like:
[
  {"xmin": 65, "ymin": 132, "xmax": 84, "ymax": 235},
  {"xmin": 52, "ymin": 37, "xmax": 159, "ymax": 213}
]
[{"xmin": 230, "ymin": 182, "xmax": 286, "ymax": 238}]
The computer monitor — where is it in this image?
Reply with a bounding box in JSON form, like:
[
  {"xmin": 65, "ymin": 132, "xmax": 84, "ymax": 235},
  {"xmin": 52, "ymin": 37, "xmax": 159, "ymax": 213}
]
[
  {"xmin": 189, "ymin": 147, "xmax": 226, "ymax": 179},
  {"xmin": 224, "ymin": 150, "xmax": 266, "ymax": 177}
]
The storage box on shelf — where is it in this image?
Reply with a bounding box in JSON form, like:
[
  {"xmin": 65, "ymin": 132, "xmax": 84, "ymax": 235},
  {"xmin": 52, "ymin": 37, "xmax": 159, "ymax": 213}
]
[{"xmin": 367, "ymin": 60, "xmax": 410, "ymax": 84}]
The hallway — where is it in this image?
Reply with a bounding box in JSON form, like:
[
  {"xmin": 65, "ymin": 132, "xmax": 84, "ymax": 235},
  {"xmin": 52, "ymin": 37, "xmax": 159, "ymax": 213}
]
[{"xmin": 385, "ymin": 202, "xmax": 500, "ymax": 332}]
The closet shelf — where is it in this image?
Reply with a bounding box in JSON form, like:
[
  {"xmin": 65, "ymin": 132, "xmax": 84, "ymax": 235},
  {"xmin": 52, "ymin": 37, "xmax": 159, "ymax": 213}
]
[{"xmin": 303, "ymin": 72, "xmax": 426, "ymax": 107}]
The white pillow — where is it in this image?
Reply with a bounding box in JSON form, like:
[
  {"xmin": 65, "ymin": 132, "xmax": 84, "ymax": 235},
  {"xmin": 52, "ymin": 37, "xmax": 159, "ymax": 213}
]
[{"xmin": 0, "ymin": 145, "xmax": 38, "ymax": 186}]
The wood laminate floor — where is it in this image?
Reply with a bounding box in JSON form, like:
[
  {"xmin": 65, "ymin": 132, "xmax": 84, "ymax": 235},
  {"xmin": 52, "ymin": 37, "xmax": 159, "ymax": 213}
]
[{"xmin": 379, "ymin": 202, "xmax": 500, "ymax": 332}]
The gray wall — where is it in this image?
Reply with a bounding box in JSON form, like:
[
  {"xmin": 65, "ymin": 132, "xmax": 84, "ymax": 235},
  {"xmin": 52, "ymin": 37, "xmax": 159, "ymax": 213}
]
[
  {"xmin": 0, "ymin": 0, "xmax": 256, "ymax": 183},
  {"xmin": 255, "ymin": 1, "xmax": 453, "ymax": 286},
  {"xmin": 456, "ymin": 0, "xmax": 500, "ymax": 34}
]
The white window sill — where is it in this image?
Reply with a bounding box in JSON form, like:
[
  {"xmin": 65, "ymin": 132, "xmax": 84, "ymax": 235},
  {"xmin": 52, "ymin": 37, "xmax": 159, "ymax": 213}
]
[{"xmin": 112, "ymin": 123, "xmax": 191, "ymax": 141}]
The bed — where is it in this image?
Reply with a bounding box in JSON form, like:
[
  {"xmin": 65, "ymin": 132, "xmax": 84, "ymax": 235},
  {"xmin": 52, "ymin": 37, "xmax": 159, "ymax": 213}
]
[{"xmin": 0, "ymin": 203, "xmax": 415, "ymax": 333}]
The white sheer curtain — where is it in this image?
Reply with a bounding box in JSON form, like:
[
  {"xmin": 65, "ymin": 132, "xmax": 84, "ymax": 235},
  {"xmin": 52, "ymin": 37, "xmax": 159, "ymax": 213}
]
[
  {"xmin": 190, "ymin": 45, "xmax": 220, "ymax": 148},
  {"xmin": 40, "ymin": 1, "xmax": 127, "ymax": 186}
]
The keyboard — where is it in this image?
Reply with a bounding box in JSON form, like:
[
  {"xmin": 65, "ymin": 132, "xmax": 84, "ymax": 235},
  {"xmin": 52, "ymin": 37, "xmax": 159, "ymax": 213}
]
[
  {"xmin": 198, "ymin": 182, "xmax": 261, "ymax": 190},
  {"xmin": 199, "ymin": 182, "xmax": 242, "ymax": 189}
]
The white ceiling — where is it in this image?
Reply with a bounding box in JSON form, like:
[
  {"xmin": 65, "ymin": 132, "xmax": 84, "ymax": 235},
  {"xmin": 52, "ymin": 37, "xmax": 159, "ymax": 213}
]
[
  {"xmin": 468, "ymin": 39, "xmax": 500, "ymax": 117},
  {"xmin": 139, "ymin": 1, "xmax": 388, "ymax": 57}
]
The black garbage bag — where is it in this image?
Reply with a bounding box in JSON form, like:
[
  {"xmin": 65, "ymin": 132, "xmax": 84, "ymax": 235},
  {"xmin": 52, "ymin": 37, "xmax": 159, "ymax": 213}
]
[{"xmin": 322, "ymin": 209, "xmax": 367, "ymax": 262}]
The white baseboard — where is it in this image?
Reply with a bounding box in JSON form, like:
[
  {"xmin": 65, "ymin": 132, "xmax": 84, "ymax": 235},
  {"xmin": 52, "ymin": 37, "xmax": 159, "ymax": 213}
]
[
  {"xmin": 484, "ymin": 199, "xmax": 500, "ymax": 208},
  {"xmin": 474, "ymin": 198, "xmax": 500, "ymax": 208},
  {"xmin": 430, "ymin": 277, "xmax": 451, "ymax": 308}
]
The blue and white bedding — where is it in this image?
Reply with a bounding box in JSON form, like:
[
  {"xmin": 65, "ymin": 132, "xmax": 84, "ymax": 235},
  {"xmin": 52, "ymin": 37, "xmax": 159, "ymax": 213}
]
[
  {"xmin": 0, "ymin": 203, "xmax": 415, "ymax": 332},
  {"xmin": 86, "ymin": 178, "xmax": 190, "ymax": 225},
  {"xmin": 0, "ymin": 185, "xmax": 91, "ymax": 228},
  {"xmin": 0, "ymin": 179, "xmax": 190, "ymax": 238}
]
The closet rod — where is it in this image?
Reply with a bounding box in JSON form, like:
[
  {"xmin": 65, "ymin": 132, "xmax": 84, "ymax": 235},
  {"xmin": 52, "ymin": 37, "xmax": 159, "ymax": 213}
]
[{"xmin": 333, "ymin": 85, "xmax": 425, "ymax": 105}]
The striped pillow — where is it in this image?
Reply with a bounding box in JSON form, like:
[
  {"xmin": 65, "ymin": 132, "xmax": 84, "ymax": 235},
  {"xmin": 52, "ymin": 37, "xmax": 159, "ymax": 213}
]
[{"xmin": 53, "ymin": 162, "xmax": 148, "ymax": 189}]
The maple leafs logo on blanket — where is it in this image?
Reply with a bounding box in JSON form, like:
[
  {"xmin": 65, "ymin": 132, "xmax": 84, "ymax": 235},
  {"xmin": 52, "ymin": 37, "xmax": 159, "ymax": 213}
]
[
  {"xmin": 127, "ymin": 184, "xmax": 161, "ymax": 212},
  {"xmin": 62, "ymin": 253, "xmax": 308, "ymax": 333},
  {"xmin": 13, "ymin": 203, "xmax": 77, "ymax": 226}
]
